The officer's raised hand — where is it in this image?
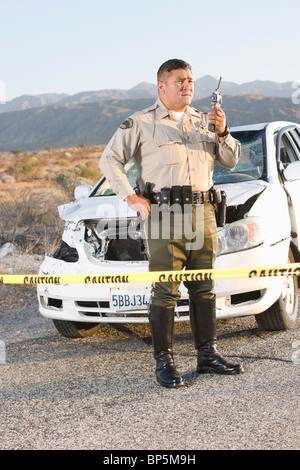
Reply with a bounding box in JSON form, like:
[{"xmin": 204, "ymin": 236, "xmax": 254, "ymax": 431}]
[{"xmin": 208, "ymin": 106, "xmax": 228, "ymax": 142}]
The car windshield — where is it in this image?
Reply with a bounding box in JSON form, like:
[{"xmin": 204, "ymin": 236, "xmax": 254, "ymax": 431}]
[
  {"xmin": 214, "ymin": 129, "xmax": 267, "ymax": 184},
  {"xmin": 92, "ymin": 159, "xmax": 138, "ymax": 197},
  {"xmin": 93, "ymin": 128, "xmax": 267, "ymax": 197}
]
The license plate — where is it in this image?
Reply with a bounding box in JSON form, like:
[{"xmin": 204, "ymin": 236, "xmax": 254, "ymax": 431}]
[{"xmin": 111, "ymin": 289, "xmax": 150, "ymax": 311}]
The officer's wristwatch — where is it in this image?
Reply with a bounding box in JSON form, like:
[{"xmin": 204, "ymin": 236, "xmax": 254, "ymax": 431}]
[{"xmin": 217, "ymin": 125, "xmax": 230, "ymax": 138}]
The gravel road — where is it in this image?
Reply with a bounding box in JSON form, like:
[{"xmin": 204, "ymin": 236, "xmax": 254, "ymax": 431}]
[{"xmin": 0, "ymin": 253, "xmax": 299, "ymax": 451}]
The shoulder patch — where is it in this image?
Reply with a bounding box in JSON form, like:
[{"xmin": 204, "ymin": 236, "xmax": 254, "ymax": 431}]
[{"xmin": 119, "ymin": 117, "xmax": 134, "ymax": 130}]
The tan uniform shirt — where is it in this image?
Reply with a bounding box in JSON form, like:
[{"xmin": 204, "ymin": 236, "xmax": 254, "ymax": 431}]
[{"xmin": 100, "ymin": 97, "xmax": 240, "ymax": 200}]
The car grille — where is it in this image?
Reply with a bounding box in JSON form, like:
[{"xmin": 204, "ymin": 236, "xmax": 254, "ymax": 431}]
[
  {"xmin": 75, "ymin": 299, "xmax": 189, "ymax": 317},
  {"xmin": 39, "ymin": 296, "xmax": 190, "ymax": 323}
]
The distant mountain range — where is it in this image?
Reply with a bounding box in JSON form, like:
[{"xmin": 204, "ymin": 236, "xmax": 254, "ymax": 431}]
[
  {"xmin": 0, "ymin": 76, "xmax": 298, "ymax": 151},
  {"xmin": 0, "ymin": 75, "xmax": 295, "ymax": 113}
]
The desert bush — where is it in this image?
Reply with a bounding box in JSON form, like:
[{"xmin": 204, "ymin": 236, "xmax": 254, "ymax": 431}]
[
  {"xmin": 0, "ymin": 188, "xmax": 69, "ymax": 254},
  {"xmin": 0, "ymin": 144, "xmax": 103, "ymax": 253},
  {"xmin": 76, "ymin": 165, "xmax": 99, "ymax": 180},
  {"xmin": 55, "ymin": 168, "xmax": 79, "ymax": 185},
  {"xmin": 7, "ymin": 156, "xmax": 44, "ymax": 181}
]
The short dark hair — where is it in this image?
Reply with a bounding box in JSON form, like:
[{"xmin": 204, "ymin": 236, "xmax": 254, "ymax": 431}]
[{"xmin": 157, "ymin": 59, "xmax": 192, "ymax": 81}]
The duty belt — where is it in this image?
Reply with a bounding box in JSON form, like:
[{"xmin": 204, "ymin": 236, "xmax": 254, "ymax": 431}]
[{"xmin": 144, "ymin": 185, "xmax": 220, "ymax": 207}]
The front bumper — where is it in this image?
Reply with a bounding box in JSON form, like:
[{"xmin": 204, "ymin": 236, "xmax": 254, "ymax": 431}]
[{"xmin": 37, "ymin": 238, "xmax": 290, "ymax": 323}]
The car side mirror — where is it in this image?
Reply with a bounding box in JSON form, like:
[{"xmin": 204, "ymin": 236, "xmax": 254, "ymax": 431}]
[
  {"xmin": 283, "ymin": 161, "xmax": 300, "ymax": 181},
  {"xmin": 74, "ymin": 184, "xmax": 93, "ymax": 200}
]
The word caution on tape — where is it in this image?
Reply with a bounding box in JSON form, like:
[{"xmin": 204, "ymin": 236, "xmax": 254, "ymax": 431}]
[{"xmin": 1, "ymin": 264, "xmax": 300, "ymax": 285}]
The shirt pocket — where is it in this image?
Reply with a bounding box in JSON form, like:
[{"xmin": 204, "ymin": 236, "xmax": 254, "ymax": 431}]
[
  {"xmin": 195, "ymin": 132, "xmax": 216, "ymax": 163},
  {"xmin": 154, "ymin": 127, "xmax": 184, "ymax": 166}
]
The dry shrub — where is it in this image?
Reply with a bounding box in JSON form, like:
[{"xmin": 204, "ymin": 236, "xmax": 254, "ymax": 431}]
[
  {"xmin": 7, "ymin": 156, "xmax": 44, "ymax": 181},
  {"xmin": 0, "ymin": 144, "xmax": 104, "ymax": 254},
  {"xmin": 0, "ymin": 187, "xmax": 69, "ymax": 254},
  {"xmin": 55, "ymin": 165, "xmax": 99, "ymax": 195}
]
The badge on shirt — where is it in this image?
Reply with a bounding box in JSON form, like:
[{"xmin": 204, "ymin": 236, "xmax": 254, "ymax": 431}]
[
  {"xmin": 119, "ymin": 118, "xmax": 134, "ymax": 129},
  {"xmin": 197, "ymin": 120, "xmax": 209, "ymax": 135}
]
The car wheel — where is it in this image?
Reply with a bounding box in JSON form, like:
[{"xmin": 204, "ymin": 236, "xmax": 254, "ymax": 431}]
[
  {"xmin": 255, "ymin": 249, "xmax": 299, "ymax": 331},
  {"xmin": 52, "ymin": 319, "xmax": 101, "ymax": 338}
]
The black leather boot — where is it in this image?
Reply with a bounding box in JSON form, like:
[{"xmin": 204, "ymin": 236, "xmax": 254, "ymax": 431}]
[
  {"xmin": 149, "ymin": 304, "xmax": 184, "ymax": 388},
  {"xmin": 189, "ymin": 297, "xmax": 244, "ymax": 375}
]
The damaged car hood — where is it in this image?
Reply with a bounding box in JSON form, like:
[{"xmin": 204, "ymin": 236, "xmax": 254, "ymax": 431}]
[
  {"xmin": 217, "ymin": 180, "xmax": 267, "ymax": 207},
  {"xmin": 58, "ymin": 181, "xmax": 268, "ymax": 224},
  {"xmin": 58, "ymin": 195, "xmax": 137, "ymax": 223}
]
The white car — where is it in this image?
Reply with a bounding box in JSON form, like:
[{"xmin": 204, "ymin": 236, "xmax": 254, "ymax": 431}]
[{"xmin": 37, "ymin": 121, "xmax": 300, "ymax": 338}]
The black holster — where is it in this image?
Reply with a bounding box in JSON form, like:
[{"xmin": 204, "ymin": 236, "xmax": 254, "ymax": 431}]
[{"xmin": 213, "ymin": 189, "xmax": 227, "ymax": 227}]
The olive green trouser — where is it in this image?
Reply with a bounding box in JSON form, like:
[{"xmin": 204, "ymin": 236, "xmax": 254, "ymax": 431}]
[{"xmin": 143, "ymin": 203, "xmax": 218, "ymax": 307}]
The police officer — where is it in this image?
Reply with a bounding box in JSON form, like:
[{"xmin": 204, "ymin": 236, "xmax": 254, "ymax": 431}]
[{"xmin": 100, "ymin": 59, "xmax": 244, "ymax": 388}]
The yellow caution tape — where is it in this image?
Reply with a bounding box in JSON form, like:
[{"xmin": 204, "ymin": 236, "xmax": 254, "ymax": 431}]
[{"xmin": 1, "ymin": 263, "xmax": 300, "ymax": 284}]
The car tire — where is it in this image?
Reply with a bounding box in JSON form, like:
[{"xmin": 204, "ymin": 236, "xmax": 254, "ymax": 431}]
[
  {"xmin": 52, "ymin": 319, "xmax": 101, "ymax": 338},
  {"xmin": 255, "ymin": 249, "xmax": 299, "ymax": 331}
]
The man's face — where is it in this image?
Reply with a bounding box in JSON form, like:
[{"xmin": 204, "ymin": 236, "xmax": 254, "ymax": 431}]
[{"xmin": 158, "ymin": 68, "xmax": 194, "ymax": 112}]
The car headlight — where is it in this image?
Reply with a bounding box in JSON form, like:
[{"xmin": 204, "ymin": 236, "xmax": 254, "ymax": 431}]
[{"xmin": 217, "ymin": 219, "xmax": 265, "ymax": 256}]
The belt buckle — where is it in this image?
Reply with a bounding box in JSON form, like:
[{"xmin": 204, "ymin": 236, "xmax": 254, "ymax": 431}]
[{"xmin": 192, "ymin": 191, "xmax": 202, "ymax": 205}]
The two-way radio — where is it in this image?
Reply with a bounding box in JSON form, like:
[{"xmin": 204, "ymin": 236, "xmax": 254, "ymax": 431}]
[{"xmin": 208, "ymin": 76, "xmax": 222, "ymax": 132}]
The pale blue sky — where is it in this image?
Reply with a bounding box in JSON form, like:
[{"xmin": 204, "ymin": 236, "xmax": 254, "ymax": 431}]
[{"xmin": 1, "ymin": 0, "xmax": 300, "ymax": 101}]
